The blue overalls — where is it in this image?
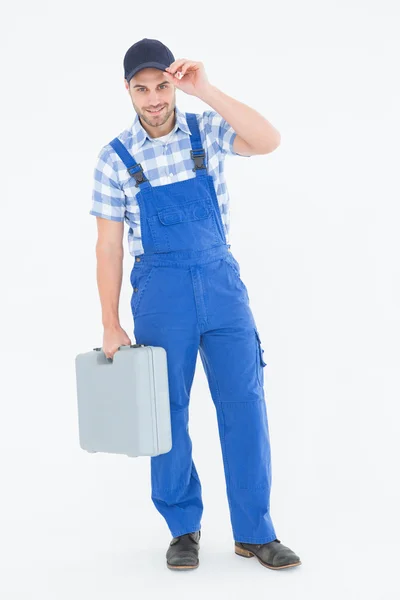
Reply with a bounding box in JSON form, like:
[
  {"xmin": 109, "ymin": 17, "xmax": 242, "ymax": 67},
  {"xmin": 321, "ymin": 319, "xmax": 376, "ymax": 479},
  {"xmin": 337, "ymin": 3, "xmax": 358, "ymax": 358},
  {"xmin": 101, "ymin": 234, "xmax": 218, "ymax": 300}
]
[{"xmin": 109, "ymin": 113, "xmax": 277, "ymax": 544}]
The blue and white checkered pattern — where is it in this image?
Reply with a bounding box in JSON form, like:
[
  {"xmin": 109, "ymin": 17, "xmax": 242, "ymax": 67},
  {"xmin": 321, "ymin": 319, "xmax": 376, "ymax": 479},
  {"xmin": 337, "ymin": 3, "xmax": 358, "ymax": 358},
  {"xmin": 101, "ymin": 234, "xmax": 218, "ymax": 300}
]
[{"xmin": 90, "ymin": 104, "xmax": 249, "ymax": 256}]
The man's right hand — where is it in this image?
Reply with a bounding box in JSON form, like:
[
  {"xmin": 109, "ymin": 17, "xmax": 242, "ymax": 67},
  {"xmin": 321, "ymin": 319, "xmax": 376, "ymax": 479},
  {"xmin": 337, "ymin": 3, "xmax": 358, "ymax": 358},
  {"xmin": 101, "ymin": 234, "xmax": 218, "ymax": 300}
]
[{"xmin": 102, "ymin": 325, "xmax": 132, "ymax": 360}]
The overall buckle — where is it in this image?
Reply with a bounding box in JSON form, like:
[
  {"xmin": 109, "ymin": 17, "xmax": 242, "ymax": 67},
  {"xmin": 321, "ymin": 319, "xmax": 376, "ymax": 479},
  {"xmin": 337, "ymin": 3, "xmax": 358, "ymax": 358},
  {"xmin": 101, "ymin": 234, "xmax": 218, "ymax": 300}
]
[
  {"xmin": 190, "ymin": 149, "xmax": 206, "ymax": 171},
  {"xmin": 127, "ymin": 164, "xmax": 148, "ymax": 187}
]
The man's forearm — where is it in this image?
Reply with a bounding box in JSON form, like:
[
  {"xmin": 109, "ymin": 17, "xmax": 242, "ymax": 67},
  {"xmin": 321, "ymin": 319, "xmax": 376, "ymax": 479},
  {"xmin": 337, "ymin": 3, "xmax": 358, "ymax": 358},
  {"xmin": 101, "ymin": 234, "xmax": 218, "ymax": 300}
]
[
  {"xmin": 95, "ymin": 245, "xmax": 123, "ymax": 328},
  {"xmin": 198, "ymin": 84, "xmax": 280, "ymax": 153}
]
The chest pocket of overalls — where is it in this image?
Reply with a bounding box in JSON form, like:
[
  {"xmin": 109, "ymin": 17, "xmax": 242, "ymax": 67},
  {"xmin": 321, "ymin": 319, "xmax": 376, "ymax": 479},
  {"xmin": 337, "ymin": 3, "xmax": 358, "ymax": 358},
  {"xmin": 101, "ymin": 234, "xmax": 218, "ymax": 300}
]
[{"xmin": 147, "ymin": 199, "xmax": 219, "ymax": 252}]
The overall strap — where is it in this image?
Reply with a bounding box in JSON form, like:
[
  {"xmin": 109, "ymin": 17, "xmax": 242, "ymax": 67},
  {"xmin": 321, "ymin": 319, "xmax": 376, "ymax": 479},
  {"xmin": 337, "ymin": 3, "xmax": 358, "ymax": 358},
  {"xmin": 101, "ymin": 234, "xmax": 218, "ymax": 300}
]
[
  {"xmin": 109, "ymin": 114, "xmax": 207, "ymax": 189},
  {"xmin": 185, "ymin": 113, "xmax": 208, "ymax": 176},
  {"xmin": 108, "ymin": 137, "xmax": 152, "ymax": 189}
]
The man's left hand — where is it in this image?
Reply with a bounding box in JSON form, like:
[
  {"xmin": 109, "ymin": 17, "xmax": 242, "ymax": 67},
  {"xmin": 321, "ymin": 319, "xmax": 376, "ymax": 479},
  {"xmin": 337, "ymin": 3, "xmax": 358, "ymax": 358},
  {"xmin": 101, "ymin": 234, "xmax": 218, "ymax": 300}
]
[{"xmin": 163, "ymin": 59, "xmax": 211, "ymax": 98}]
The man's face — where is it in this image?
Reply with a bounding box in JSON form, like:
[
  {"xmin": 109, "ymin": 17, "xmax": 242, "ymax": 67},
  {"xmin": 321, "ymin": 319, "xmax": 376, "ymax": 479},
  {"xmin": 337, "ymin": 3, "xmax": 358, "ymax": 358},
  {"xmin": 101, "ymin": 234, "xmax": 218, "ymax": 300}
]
[{"xmin": 125, "ymin": 68, "xmax": 176, "ymax": 129}]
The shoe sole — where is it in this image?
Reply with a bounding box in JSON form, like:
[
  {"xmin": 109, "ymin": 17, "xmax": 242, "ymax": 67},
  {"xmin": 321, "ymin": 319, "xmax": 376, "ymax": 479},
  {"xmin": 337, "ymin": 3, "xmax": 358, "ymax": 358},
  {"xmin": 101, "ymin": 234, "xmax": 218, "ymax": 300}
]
[
  {"xmin": 167, "ymin": 561, "xmax": 199, "ymax": 570},
  {"xmin": 235, "ymin": 544, "xmax": 301, "ymax": 569}
]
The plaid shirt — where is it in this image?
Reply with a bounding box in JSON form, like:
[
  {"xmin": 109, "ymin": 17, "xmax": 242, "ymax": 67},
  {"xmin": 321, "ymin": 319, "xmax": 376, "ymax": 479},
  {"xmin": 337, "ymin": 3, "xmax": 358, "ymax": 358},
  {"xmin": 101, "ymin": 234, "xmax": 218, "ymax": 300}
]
[{"xmin": 90, "ymin": 104, "xmax": 249, "ymax": 256}]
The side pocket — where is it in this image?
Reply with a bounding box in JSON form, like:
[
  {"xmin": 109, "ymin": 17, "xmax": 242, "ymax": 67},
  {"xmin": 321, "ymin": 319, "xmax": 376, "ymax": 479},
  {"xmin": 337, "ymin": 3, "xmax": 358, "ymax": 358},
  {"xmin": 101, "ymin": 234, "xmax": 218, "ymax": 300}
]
[
  {"xmin": 224, "ymin": 254, "xmax": 241, "ymax": 279},
  {"xmin": 130, "ymin": 265, "xmax": 155, "ymax": 318},
  {"xmin": 254, "ymin": 328, "xmax": 267, "ymax": 386}
]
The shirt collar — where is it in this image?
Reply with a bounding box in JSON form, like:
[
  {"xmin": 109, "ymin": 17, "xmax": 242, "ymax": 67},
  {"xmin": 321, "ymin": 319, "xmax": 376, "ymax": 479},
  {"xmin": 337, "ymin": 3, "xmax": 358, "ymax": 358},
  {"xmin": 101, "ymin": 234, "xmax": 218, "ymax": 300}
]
[{"xmin": 129, "ymin": 105, "xmax": 191, "ymax": 152}]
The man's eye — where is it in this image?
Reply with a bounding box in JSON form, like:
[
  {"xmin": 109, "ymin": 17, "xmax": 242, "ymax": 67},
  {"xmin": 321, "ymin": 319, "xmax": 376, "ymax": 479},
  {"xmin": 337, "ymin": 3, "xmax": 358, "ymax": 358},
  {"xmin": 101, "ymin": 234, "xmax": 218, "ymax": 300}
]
[{"xmin": 137, "ymin": 85, "xmax": 166, "ymax": 92}]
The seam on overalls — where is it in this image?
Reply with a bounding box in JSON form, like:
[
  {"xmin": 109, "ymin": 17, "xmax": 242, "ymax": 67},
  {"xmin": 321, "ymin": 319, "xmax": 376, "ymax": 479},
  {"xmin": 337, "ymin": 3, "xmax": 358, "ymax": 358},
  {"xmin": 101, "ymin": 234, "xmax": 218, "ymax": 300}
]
[
  {"xmin": 147, "ymin": 216, "xmax": 172, "ymax": 252},
  {"xmin": 223, "ymin": 256, "xmax": 250, "ymax": 302},
  {"xmin": 199, "ymin": 263, "xmax": 209, "ymax": 328},
  {"xmin": 209, "ymin": 399, "xmax": 264, "ymax": 405},
  {"xmin": 152, "ymin": 482, "xmax": 189, "ymax": 494},
  {"xmin": 170, "ymin": 525, "xmax": 202, "ymax": 537},
  {"xmin": 132, "ymin": 266, "xmax": 155, "ymax": 318},
  {"xmin": 255, "ymin": 329, "xmax": 262, "ymax": 387},
  {"xmin": 231, "ymin": 482, "xmax": 268, "ymax": 490},
  {"xmin": 152, "ymin": 477, "xmax": 197, "ymax": 494},
  {"xmin": 224, "ymin": 254, "xmax": 240, "ymax": 278},
  {"xmin": 206, "ymin": 175, "xmax": 226, "ymax": 241},
  {"xmin": 169, "ymin": 344, "xmax": 198, "ymax": 413},
  {"xmin": 203, "ymin": 346, "xmax": 234, "ymax": 511},
  {"xmin": 169, "ymin": 405, "xmax": 188, "ymax": 413},
  {"xmin": 254, "ymin": 328, "xmax": 267, "ymax": 387},
  {"xmin": 134, "ymin": 253, "xmax": 228, "ymax": 269},
  {"xmin": 234, "ymin": 532, "xmax": 277, "ymax": 544}
]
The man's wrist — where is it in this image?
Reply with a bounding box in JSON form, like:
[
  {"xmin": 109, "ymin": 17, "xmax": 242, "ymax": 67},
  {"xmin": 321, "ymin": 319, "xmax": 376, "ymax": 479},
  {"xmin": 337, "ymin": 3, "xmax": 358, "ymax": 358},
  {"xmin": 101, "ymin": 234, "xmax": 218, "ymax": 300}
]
[
  {"xmin": 195, "ymin": 83, "xmax": 218, "ymax": 103},
  {"xmin": 102, "ymin": 320, "xmax": 121, "ymax": 330}
]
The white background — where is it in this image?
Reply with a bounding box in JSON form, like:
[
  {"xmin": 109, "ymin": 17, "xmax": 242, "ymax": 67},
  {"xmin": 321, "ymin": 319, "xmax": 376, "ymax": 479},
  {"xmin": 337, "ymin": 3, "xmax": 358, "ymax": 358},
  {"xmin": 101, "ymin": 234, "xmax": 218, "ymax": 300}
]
[{"xmin": 1, "ymin": 1, "xmax": 399, "ymax": 598}]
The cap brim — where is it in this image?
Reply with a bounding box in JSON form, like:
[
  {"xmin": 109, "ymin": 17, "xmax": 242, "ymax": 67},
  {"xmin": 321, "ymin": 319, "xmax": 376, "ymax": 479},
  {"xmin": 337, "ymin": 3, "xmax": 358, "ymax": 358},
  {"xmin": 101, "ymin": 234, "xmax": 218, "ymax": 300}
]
[{"xmin": 126, "ymin": 62, "xmax": 169, "ymax": 83}]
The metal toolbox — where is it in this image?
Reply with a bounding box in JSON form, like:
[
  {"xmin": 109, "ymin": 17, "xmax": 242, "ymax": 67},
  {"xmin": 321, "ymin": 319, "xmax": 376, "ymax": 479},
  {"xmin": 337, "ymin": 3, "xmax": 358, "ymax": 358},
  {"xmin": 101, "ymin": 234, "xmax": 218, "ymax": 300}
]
[{"xmin": 75, "ymin": 344, "xmax": 172, "ymax": 457}]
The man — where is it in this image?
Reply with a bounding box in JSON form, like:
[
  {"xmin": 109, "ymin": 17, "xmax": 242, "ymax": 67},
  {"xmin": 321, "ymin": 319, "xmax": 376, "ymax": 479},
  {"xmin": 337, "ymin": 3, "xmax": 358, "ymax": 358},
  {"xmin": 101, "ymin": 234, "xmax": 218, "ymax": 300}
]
[{"xmin": 90, "ymin": 38, "xmax": 301, "ymax": 571}]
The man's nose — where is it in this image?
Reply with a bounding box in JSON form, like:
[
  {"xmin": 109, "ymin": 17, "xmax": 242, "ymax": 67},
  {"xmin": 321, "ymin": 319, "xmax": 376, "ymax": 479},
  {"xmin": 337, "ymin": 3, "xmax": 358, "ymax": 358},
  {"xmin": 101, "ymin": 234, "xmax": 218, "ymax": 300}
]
[{"xmin": 148, "ymin": 94, "xmax": 163, "ymax": 107}]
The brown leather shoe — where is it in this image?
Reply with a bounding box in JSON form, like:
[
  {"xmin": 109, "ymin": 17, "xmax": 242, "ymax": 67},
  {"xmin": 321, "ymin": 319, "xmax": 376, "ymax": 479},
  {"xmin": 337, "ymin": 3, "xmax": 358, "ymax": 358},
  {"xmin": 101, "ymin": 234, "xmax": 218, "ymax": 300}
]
[
  {"xmin": 234, "ymin": 538, "xmax": 301, "ymax": 569},
  {"xmin": 166, "ymin": 530, "xmax": 201, "ymax": 570}
]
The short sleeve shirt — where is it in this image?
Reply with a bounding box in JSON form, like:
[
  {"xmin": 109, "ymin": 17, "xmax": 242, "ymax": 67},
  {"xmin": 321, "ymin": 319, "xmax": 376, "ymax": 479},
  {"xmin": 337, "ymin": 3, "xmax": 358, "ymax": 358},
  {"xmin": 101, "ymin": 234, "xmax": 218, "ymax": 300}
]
[{"xmin": 90, "ymin": 104, "xmax": 250, "ymax": 257}]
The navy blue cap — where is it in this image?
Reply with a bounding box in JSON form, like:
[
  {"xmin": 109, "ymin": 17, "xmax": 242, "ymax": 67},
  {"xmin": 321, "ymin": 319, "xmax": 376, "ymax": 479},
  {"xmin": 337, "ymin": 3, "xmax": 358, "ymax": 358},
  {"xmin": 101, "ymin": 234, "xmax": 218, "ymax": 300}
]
[{"xmin": 124, "ymin": 38, "xmax": 175, "ymax": 83}]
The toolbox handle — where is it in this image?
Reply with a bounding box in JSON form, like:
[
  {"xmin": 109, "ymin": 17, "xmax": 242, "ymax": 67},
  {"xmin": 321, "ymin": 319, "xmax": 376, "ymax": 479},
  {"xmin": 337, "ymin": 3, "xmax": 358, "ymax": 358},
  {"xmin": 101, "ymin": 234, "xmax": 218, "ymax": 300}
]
[
  {"xmin": 92, "ymin": 344, "xmax": 146, "ymax": 351},
  {"xmin": 92, "ymin": 344, "xmax": 146, "ymax": 363}
]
